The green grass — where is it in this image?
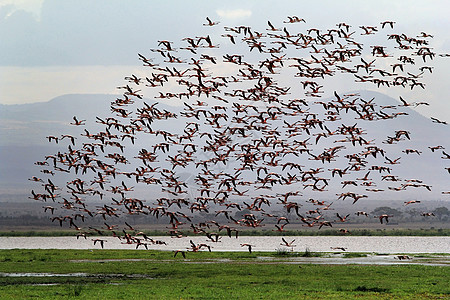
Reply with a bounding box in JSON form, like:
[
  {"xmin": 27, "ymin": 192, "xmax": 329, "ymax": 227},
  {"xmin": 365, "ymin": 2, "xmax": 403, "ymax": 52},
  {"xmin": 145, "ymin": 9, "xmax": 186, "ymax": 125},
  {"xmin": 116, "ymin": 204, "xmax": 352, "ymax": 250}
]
[
  {"xmin": 342, "ymin": 252, "xmax": 368, "ymax": 258},
  {"xmin": 0, "ymin": 249, "xmax": 449, "ymax": 299}
]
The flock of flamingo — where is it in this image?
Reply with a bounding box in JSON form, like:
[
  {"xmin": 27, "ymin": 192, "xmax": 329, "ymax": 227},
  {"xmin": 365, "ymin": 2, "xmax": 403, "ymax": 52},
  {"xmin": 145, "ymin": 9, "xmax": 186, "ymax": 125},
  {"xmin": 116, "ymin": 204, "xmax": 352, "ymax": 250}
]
[{"xmin": 30, "ymin": 17, "xmax": 448, "ymax": 254}]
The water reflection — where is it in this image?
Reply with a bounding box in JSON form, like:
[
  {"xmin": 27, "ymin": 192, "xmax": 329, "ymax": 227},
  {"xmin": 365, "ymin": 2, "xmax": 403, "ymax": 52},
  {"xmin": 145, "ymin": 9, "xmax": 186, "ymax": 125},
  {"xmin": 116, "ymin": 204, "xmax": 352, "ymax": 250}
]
[{"xmin": 1, "ymin": 236, "xmax": 449, "ymax": 253}]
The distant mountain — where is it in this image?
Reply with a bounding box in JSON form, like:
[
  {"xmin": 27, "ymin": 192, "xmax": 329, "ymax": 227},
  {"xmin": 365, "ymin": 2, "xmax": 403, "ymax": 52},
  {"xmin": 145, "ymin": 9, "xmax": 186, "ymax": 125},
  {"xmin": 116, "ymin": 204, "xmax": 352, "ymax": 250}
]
[
  {"xmin": 0, "ymin": 94, "xmax": 115, "ymax": 147},
  {"xmin": 0, "ymin": 92, "xmax": 449, "ymax": 201},
  {"xmin": 1, "ymin": 91, "xmax": 446, "ymax": 145},
  {"xmin": 0, "ymin": 93, "xmax": 182, "ymax": 146},
  {"xmin": 0, "ymin": 93, "xmax": 181, "ymax": 194}
]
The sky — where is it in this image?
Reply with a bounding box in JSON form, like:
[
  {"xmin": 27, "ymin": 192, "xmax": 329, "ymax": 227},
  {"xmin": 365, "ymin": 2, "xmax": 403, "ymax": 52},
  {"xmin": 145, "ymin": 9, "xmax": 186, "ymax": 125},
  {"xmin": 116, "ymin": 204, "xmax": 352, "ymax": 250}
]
[{"xmin": 0, "ymin": 0, "xmax": 449, "ymax": 119}]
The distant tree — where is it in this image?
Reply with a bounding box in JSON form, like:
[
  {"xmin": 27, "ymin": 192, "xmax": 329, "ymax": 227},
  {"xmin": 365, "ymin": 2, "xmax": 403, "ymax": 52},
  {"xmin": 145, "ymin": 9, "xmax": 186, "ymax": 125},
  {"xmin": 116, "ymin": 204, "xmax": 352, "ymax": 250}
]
[
  {"xmin": 404, "ymin": 208, "xmax": 420, "ymax": 221},
  {"xmin": 371, "ymin": 206, "xmax": 403, "ymax": 217},
  {"xmin": 432, "ymin": 207, "xmax": 450, "ymax": 220}
]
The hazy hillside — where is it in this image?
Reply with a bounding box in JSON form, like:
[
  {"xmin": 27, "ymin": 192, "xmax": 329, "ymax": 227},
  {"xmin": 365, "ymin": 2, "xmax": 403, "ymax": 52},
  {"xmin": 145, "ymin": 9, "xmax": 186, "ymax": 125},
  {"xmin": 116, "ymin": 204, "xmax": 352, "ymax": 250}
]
[
  {"xmin": 0, "ymin": 94, "xmax": 115, "ymax": 146},
  {"xmin": 0, "ymin": 92, "xmax": 449, "ymax": 201}
]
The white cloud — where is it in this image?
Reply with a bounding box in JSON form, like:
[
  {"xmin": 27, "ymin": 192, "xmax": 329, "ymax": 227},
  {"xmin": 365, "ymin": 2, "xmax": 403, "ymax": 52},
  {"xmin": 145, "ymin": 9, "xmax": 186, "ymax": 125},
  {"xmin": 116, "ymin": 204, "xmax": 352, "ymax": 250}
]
[
  {"xmin": 216, "ymin": 9, "xmax": 252, "ymax": 20},
  {"xmin": 0, "ymin": 0, "xmax": 43, "ymax": 20}
]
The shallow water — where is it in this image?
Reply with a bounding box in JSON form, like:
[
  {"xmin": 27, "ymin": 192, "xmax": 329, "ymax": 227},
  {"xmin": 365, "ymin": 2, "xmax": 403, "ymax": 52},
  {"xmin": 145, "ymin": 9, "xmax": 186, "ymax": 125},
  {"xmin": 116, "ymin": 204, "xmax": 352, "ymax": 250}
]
[{"xmin": 0, "ymin": 236, "xmax": 449, "ymax": 253}]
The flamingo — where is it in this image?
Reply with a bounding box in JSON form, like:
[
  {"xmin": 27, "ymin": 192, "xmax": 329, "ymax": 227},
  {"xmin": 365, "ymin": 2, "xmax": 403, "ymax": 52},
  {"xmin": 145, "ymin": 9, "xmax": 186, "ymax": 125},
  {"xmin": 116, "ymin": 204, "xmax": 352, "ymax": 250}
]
[
  {"xmin": 92, "ymin": 238, "xmax": 107, "ymax": 249},
  {"xmin": 280, "ymin": 237, "xmax": 296, "ymax": 248},
  {"xmin": 240, "ymin": 243, "xmax": 254, "ymax": 253},
  {"xmin": 174, "ymin": 250, "xmax": 186, "ymax": 258}
]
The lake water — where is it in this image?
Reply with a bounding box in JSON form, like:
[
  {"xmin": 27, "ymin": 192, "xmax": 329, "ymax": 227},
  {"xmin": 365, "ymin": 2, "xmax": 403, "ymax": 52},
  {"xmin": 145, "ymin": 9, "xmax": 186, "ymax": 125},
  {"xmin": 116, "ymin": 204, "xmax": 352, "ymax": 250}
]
[{"xmin": 1, "ymin": 236, "xmax": 449, "ymax": 253}]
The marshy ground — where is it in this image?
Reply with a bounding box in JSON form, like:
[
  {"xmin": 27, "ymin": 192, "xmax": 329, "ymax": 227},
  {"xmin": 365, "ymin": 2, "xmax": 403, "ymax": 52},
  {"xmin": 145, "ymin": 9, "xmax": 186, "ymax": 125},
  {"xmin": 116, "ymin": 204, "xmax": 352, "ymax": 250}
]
[{"xmin": 0, "ymin": 249, "xmax": 449, "ymax": 299}]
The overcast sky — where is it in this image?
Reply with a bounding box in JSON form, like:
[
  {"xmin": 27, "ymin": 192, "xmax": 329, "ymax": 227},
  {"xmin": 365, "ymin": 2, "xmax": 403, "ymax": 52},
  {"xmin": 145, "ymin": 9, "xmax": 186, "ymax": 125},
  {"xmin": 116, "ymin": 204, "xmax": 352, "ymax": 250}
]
[{"xmin": 0, "ymin": 0, "xmax": 449, "ymax": 119}]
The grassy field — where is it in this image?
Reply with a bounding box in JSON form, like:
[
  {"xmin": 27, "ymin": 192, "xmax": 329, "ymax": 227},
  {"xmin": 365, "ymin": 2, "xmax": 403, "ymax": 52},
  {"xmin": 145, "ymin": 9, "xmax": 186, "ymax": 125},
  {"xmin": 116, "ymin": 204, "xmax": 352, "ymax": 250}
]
[{"xmin": 0, "ymin": 249, "xmax": 449, "ymax": 299}]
